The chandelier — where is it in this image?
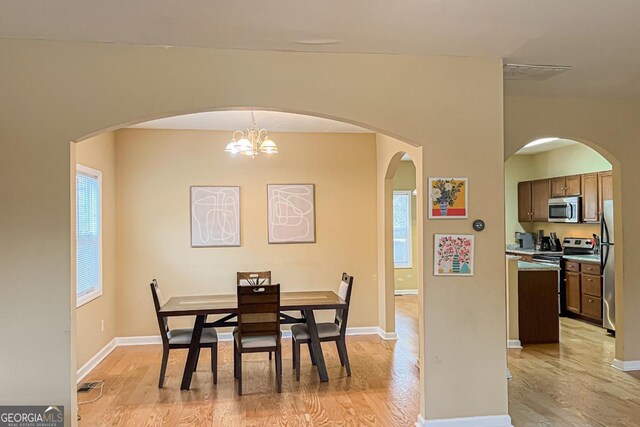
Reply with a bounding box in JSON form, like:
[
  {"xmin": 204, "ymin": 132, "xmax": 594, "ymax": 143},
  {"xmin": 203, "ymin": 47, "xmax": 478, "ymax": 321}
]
[{"xmin": 224, "ymin": 111, "xmax": 278, "ymax": 157}]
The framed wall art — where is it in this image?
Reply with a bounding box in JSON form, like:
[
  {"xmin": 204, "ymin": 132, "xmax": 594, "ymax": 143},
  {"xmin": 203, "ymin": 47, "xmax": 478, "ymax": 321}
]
[
  {"xmin": 190, "ymin": 186, "xmax": 240, "ymax": 247},
  {"xmin": 267, "ymin": 184, "xmax": 315, "ymax": 244},
  {"xmin": 434, "ymin": 234, "xmax": 474, "ymax": 276},
  {"xmin": 428, "ymin": 177, "xmax": 468, "ymax": 219}
]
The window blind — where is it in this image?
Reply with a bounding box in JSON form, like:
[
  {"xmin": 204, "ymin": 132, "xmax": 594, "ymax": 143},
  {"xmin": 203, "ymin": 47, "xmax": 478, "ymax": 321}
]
[
  {"xmin": 393, "ymin": 191, "xmax": 412, "ymax": 268},
  {"xmin": 76, "ymin": 170, "xmax": 101, "ymax": 301}
]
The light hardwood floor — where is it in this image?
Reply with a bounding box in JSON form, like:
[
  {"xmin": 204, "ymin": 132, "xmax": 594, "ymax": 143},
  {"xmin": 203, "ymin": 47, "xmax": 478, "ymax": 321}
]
[
  {"xmin": 509, "ymin": 317, "xmax": 640, "ymax": 426},
  {"xmin": 78, "ymin": 305, "xmax": 420, "ymax": 426},
  {"xmin": 78, "ymin": 296, "xmax": 640, "ymax": 426}
]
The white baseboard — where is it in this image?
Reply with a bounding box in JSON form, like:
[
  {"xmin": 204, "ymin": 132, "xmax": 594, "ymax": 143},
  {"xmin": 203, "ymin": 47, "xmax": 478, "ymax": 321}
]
[
  {"xmin": 78, "ymin": 326, "xmax": 384, "ymax": 380},
  {"xmin": 116, "ymin": 335, "xmax": 161, "ymax": 346},
  {"xmin": 417, "ymin": 415, "xmax": 512, "ymax": 427},
  {"xmin": 507, "ymin": 340, "xmax": 522, "ymax": 349},
  {"xmin": 611, "ymin": 358, "xmax": 640, "ymax": 371},
  {"xmin": 378, "ymin": 328, "xmax": 398, "ymax": 340},
  {"xmin": 76, "ymin": 338, "xmax": 117, "ymax": 383},
  {"xmin": 395, "ymin": 289, "xmax": 418, "ymax": 296}
]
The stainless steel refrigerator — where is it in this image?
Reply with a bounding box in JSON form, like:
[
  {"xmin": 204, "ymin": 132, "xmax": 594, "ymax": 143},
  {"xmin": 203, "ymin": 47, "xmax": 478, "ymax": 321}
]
[{"xmin": 601, "ymin": 200, "xmax": 615, "ymax": 332}]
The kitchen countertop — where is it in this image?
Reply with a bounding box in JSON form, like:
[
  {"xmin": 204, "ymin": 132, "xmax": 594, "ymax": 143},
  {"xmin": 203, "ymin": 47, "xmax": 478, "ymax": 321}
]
[
  {"xmin": 506, "ymin": 248, "xmax": 564, "ymax": 256},
  {"xmin": 518, "ymin": 261, "xmax": 561, "ymax": 271},
  {"xmin": 563, "ymin": 254, "xmax": 600, "ymax": 263}
]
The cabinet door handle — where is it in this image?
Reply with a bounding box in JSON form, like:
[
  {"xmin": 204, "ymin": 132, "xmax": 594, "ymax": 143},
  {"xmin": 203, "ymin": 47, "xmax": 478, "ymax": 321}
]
[{"xmin": 588, "ymin": 299, "xmax": 594, "ymax": 303}]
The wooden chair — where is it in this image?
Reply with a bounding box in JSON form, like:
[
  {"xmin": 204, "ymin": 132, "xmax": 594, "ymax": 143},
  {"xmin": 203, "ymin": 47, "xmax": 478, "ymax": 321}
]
[
  {"xmin": 291, "ymin": 273, "xmax": 354, "ymax": 381},
  {"xmin": 237, "ymin": 271, "xmax": 272, "ymax": 286},
  {"xmin": 236, "ymin": 271, "xmax": 273, "ymax": 360},
  {"xmin": 233, "ymin": 283, "xmax": 282, "ymax": 395},
  {"xmin": 150, "ymin": 279, "xmax": 218, "ymax": 388}
]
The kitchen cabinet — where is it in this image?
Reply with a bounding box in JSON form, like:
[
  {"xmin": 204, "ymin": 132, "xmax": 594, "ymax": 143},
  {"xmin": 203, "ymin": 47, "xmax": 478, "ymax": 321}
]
[
  {"xmin": 551, "ymin": 175, "xmax": 581, "ymax": 197},
  {"xmin": 517, "ymin": 170, "xmax": 611, "ymax": 224},
  {"xmin": 518, "ymin": 269, "xmax": 560, "ymax": 344},
  {"xmin": 565, "ymin": 271, "xmax": 581, "ymax": 314},
  {"xmin": 582, "ymin": 173, "xmax": 599, "ymax": 223},
  {"xmin": 518, "ymin": 181, "xmax": 533, "ymax": 222},
  {"xmin": 531, "ymin": 179, "xmax": 550, "ymax": 222},
  {"xmin": 564, "ymin": 261, "xmax": 603, "ymax": 324},
  {"xmin": 599, "ymin": 171, "xmax": 613, "ymax": 215}
]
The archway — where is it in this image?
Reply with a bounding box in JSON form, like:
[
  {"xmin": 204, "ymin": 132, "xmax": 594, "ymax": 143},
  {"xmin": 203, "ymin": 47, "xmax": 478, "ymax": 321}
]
[
  {"xmin": 71, "ymin": 109, "xmax": 426, "ymax": 423},
  {"xmin": 504, "ymin": 135, "xmax": 628, "ymax": 425}
]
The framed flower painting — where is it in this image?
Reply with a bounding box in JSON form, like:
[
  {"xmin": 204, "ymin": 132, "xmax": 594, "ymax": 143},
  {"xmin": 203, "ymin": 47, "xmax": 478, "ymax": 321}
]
[
  {"xmin": 434, "ymin": 234, "xmax": 474, "ymax": 276},
  {"xmin": 428, "ymin": 177, "xmax": 468, "ymax": 219}
]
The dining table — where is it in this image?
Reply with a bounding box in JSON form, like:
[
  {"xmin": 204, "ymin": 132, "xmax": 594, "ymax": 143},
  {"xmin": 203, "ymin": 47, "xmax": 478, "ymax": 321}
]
[{"xmin": 159, "ymin": 290, "xmax": 347, "ymax": 390}]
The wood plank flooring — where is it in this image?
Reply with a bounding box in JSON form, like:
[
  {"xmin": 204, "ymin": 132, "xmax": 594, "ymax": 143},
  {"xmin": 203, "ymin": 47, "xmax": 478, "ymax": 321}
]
[
  {"xmin": 78, "ymin": 308, "xmax": 420, "ymax": 426},
  {"xmin": 78, "ymin": 296, "xmax": 640, "ymax": 426},
  {"xmin": 509, "ymin": 317, "xmax": 640, "ymax": 426}
]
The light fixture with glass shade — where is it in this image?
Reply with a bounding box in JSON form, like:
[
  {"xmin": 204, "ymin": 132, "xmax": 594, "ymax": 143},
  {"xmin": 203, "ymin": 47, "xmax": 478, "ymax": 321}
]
[{"xmin": 224, "ymin": 111, "xmax": 278, "ymax": 157}]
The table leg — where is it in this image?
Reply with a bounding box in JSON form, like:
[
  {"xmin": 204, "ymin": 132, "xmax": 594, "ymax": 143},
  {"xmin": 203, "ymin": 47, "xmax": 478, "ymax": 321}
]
[
  {"xmin": 181, "ymin": 314, "xmax": 205, "ymax": 390},
  {"xmin": 303, "ymin": 309, "xmax": 328, "ymax": 382}
]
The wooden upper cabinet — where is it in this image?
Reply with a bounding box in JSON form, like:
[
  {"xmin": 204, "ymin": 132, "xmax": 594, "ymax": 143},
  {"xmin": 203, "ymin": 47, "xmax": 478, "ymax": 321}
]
[
  {"xmin": 598, "ymin": 171, "xmax": 613, "ymax": 214},
  {"xmin": 582, "ymin": 173, "xmax": 599, "ymax": 222},
  {"xmin": 551, "ymin": 177, "xmax": 566, "ymax": 198},
  {"xmin": 518, "ymin": 181, "xmax": 533, "ymax": 222},
  {"xmin": 565, "ymin": 175, "xmax": 581, "ymax": 196},
  {"xmin": 551, "ymin": 175, "xmax": 581, "ymax": 197},
  {"xmin": 531, "ymin": 179, "xmax": 550, "ymax": 222}
]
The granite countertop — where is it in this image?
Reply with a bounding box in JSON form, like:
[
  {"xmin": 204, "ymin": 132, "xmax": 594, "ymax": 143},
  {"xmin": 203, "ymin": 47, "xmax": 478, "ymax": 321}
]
[
  {"xmin": 518, "ymin": 261, "xmax": 561, "ymax": 271},
  {"xmin": 563, "ymin": 254, "xmax": 600, "ymax": 263},
  {"xmin": 506, "ymin": 248, "xmax": 564, "ymax": 256}
]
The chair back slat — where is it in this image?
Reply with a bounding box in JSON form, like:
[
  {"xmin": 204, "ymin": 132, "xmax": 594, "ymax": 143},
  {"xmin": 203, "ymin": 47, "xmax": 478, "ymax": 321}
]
[
  {"xmin": 237, "ymin": 283, "xmax": 280, "ymax": 340},
  {"xmin": 150, "ymin": 279, "xmax": 170, "ymax": 342},
  {"xmin": 335, "ymin": 273, "xmax": 354, "ymax": 333},
  {"xmin": 237, "ymin": 271, "xmax": 272, "ymax": 286}
]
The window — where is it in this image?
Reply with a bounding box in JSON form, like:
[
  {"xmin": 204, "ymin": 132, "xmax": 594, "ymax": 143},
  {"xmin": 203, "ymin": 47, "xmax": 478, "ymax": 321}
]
[
  {"xmin": 76, "ymin": 164, "xmax": 102, "ymax": 307},
  {"xmin": 393, "ymin": 190, "xmax": 412, "ymax": 268}
]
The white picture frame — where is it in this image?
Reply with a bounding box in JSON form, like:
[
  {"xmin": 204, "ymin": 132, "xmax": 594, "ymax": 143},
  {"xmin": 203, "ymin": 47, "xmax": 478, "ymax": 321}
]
[
  {"xmin": 428, "ymin": 177, "xmax": 469, "ymax": 219},
  {"xmin": 267, "ymin": 184, "xmax": 316, "ymax": 244},
  {"xmin": 434, "ymin": 234, "xmax": 474, "ymax": 276},
  {"xmin": 190, "ymin": 186, "xmax": 241, "ymax": 247}
]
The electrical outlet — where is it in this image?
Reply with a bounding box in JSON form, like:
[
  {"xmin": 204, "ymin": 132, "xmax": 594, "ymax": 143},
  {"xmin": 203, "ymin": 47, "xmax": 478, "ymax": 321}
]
[{"xmin": 101, "ymin": 320, "xmax": 104, "ymax": 332}]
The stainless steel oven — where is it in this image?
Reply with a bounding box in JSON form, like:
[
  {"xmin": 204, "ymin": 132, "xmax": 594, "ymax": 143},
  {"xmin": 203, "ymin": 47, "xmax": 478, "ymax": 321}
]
[{"xmin": 548, "ymin": 196, "xmax": 581, "ymax": 223}]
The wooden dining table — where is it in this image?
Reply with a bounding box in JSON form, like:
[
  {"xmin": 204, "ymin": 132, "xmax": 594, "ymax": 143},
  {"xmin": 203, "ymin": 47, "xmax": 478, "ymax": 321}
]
[{"xmin": 159, "ymin": 290, "xmax": 347, "ymax": 390}]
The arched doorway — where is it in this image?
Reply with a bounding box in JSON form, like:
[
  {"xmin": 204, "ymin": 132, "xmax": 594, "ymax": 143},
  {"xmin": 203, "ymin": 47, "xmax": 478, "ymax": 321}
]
[
  {"xmin": 504, "ymin": 136, "xmax": 630, "ymax": 425},
  {"xmin": 72, "ymin": 109, "xmax": 425, "ymax": 424}
]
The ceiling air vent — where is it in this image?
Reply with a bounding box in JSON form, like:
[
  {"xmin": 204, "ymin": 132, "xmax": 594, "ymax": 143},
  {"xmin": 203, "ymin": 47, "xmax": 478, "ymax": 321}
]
[{"xmin": 503, "ymin": 63, "xmax": 572, "ymax": 80}]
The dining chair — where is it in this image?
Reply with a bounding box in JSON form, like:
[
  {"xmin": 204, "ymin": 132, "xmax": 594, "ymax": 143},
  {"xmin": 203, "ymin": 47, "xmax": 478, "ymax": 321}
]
[
  {"xmin": 237, "ymin": 271, "xmax": 272, "ymax": 286},
  {"xmin": 233, "ymin": 283, "xmax": 282, "ymax": 395},
  {"xmin": 150, "ymin": 279, "xmax": 218, "ymax": 388},
  {"xmin": 236, "ymin": 271, "xmax": 273, "ymax": 360},
  {"xmin": 291, "ymin": 272, "xmax": 354, "ymax": 381}
]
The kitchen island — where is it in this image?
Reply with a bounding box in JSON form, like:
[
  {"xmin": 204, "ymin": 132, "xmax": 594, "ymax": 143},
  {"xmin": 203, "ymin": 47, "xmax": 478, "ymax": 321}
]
[{"xmin": 517, "ymin": 261, "xmax": 560, "ymax": 344}]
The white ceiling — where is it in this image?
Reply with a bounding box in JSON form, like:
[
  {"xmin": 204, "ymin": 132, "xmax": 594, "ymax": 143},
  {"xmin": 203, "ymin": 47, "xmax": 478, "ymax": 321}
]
[
  {"xmin": 129, "ymin": 111, "xmax": 371, "ymax": 133},
  {"xmin": 2, "ymin": 1, "xmax": 640, "ymax": 98},
  {"xmin": 515, "ymin": 138, "xmax": 579, "ymax": 155}
]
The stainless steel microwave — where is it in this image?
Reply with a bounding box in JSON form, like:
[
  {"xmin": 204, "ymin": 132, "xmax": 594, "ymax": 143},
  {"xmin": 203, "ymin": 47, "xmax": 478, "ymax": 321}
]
[{"xmin": 548, "ymin": 196, "xmax": 581, "ymax": 223}]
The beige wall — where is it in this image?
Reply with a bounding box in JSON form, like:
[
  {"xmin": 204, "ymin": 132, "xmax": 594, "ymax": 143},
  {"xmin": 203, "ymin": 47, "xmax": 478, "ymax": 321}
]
[
  {"xmin": 505, "ymin": 95, "xmax": 639, "ymax": 365},
  {"xmin": 505, "ymin": 143, "xmax": 612, "ymax": 244},
  {"xmin": 0, "ymin": 38, "xmax": 507, "ymax": 425},
  {"xmin": 393, "ymin": 161, "xmax": 418, "ymax": 291},
  {"xmin": 115, "ymin": 129, "xmax": 378, "ymax": 335},
  {"xmin": 75, "ymin": 133, "xmax": 118, "ymax": 368}
]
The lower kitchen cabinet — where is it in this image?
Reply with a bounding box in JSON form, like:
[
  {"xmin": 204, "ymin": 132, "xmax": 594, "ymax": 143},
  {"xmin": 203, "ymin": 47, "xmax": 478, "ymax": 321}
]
[
  {"xmin": 564, "ymin": 261, "xmax": 603, "ymax": 324},
  {"xmin": 565, "ymin": 271, "xmax": 581, "ymax": 314}
]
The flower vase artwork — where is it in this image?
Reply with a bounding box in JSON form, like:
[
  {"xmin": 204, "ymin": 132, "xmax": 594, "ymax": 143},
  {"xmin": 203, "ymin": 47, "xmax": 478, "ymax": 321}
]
[
  {"xmin": 434, "ymin": 234, "xmax": 474, "ymax": 276},
  {"xmin": 429, "ymin": 178, "xmax": 468, "ymax": 219}
]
